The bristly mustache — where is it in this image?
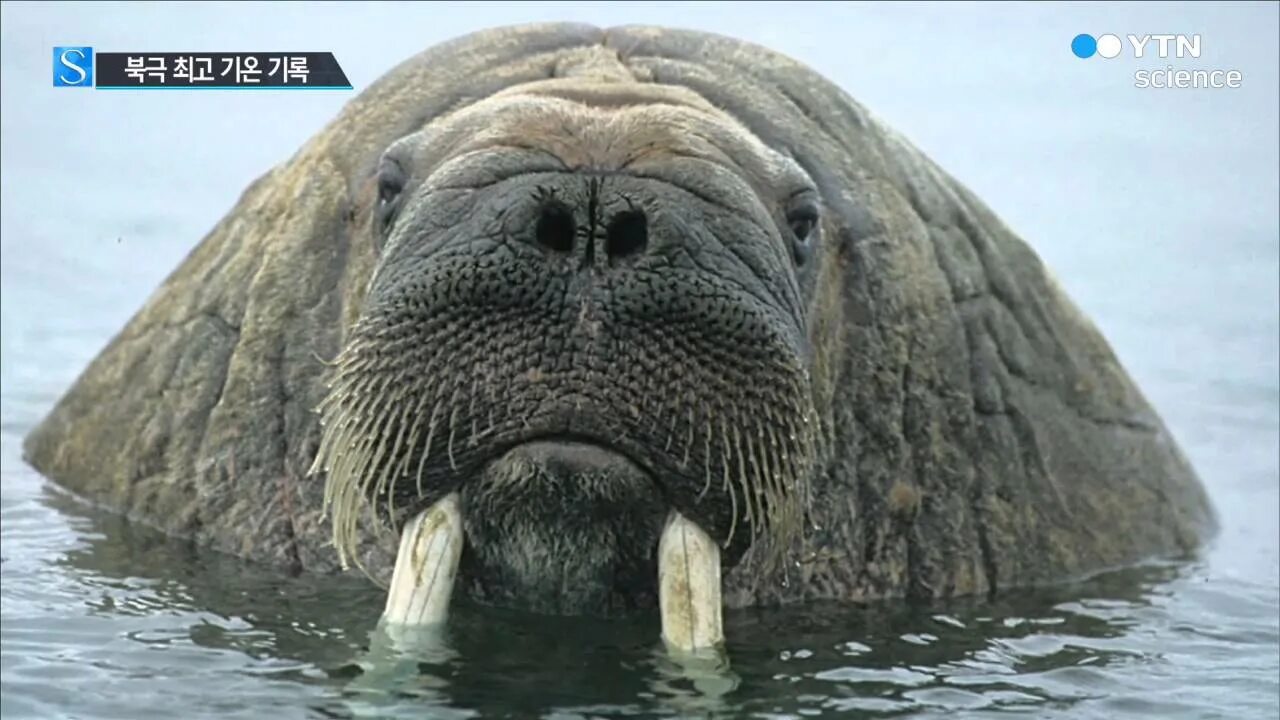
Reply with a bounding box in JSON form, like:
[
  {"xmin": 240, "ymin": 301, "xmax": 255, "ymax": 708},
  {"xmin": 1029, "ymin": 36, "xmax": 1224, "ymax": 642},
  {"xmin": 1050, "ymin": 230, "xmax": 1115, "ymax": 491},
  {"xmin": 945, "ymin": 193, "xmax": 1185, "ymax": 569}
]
[{"xmin": 309, "ymin": 304, "xmax": 824, "ymax": 579}]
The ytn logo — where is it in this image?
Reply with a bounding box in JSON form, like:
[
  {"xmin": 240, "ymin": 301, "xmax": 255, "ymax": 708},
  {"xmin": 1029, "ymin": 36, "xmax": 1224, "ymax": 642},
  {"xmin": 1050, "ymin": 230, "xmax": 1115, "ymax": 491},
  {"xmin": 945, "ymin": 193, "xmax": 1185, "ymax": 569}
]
[
  {"xmin": 53, "ymin": 47, "xmax": 94, "ymax": 87},
  {"xmin": 1071, "ymin": 34, "xmax": 1202, "ymax": 59}
]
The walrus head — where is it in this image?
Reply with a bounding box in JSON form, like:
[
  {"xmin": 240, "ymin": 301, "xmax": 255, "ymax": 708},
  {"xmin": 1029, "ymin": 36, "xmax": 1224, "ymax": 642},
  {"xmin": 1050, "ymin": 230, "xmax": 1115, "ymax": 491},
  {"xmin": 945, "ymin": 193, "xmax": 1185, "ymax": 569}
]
[{"xmin": 311, "ymin": 75, "xmax": 833, "ymax": 637}]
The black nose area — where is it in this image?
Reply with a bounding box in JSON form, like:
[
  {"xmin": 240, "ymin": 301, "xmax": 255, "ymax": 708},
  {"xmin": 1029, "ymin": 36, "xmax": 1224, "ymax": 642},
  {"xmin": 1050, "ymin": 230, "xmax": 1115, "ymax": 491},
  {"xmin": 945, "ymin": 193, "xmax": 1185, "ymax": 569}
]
[
  {"xmin": 604, "ymin": 209, "xmax": 648, "ymax": 262},
  {"xmin": 535, "ymin": 202, "xmax": 576, "ymax": 254}
]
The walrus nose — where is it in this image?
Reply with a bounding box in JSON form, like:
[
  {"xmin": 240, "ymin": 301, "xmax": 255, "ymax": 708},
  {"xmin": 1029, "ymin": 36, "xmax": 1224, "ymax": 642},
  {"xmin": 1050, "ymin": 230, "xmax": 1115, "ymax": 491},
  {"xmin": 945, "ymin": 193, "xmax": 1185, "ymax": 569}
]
[
  {"xmin": 533, "ymin": 203, "xmax": 649, "ymax": 263},
  {"xmin": 534, "ymin": 203, "xmax": 576, "ymax": 254},
  {"xmin": 602, "ymin": 209, "xmax": 648, "ymax": 261}
]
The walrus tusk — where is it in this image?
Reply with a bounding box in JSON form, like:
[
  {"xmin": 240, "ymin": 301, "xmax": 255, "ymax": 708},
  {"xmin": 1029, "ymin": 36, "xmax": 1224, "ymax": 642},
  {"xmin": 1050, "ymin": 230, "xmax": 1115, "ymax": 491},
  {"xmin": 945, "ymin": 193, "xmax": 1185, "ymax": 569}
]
[
  {"xmin": 658, "ymin": 511, "xmax": 724, "ymax": 653},
  {"xmin": 383, "ymin": 492, "xmax": 464, "ymax": 626}
]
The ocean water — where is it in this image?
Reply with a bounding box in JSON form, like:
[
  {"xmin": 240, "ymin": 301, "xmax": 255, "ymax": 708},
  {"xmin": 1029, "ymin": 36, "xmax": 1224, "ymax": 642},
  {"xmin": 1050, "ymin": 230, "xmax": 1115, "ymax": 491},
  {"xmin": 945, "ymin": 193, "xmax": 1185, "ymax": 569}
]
[{"xmin": 2, "ymin": 3, "xmax": 1277, "ymax": 719}]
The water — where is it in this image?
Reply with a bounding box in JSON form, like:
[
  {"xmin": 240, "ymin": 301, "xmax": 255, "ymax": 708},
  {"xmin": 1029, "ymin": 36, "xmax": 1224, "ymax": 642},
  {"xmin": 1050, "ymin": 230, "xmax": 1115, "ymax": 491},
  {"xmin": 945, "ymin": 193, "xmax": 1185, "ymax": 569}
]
[{"xmin": 2, "ymin": 2, "xmax": 1277, "ymax": 718}]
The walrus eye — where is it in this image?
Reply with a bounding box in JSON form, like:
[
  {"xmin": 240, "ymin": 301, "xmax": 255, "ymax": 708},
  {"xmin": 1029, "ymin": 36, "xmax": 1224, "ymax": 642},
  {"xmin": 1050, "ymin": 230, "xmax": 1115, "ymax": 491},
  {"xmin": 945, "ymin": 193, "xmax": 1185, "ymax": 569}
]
[
  {"xmin": 378, "ymin": 176, "xmax": 401, "ymax": 204},
  {"xmin": 376, "ymin": 157, "xmax": 407, "ymax": 230},
  {"xmin": 786, "ymin": 200, "xmax": 820, "ymax": 265}
]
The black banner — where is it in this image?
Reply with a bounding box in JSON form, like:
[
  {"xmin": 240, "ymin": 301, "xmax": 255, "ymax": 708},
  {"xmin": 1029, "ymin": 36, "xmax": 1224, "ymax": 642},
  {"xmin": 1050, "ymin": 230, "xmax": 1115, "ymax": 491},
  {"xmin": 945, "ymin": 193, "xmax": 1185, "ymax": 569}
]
[{"xmin": 95, "ymin": 52, "xmax": 351, "ymax": 89}]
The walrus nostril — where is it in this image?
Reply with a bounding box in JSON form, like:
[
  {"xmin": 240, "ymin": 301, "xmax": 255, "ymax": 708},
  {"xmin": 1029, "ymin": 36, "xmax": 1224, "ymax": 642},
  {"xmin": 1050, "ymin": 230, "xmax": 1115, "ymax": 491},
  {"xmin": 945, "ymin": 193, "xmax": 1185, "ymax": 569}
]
[
  {"xmin": 605, "ymin": 209, "xmax": 648, "ymax": 262},
  {"xmin": 535, "ymin": 203, "xmax": 575, "ymax": 254}
]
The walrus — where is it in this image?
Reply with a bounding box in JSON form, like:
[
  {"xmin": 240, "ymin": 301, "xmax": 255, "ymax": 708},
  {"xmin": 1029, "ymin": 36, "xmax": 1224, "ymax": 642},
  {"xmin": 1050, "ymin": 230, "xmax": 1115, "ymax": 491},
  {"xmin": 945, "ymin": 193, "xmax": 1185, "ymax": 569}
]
[{"xmin": 23, "ymin": 23, "xmax": 1215, "ymax": 652}]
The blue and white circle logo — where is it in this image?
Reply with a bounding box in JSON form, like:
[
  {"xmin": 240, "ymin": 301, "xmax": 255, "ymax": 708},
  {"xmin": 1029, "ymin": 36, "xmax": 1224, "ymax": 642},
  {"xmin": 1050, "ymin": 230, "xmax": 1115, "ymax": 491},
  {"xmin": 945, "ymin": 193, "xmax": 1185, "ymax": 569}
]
[
  {"xmin": 1071, "ymin": 34, "xmax": 1124, "ymax": 59},
  {"xmin": 1069, "ymin": 33, "xmax": 1242, "ymax": 88}
]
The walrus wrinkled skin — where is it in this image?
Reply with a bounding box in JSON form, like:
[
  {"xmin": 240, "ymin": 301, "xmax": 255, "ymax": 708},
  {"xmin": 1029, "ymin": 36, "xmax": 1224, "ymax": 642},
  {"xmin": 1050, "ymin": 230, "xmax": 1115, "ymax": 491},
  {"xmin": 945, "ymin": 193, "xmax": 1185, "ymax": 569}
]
[{"xmin": 24, "ymin": 23, "xmax": 1215, "ymax": 614}]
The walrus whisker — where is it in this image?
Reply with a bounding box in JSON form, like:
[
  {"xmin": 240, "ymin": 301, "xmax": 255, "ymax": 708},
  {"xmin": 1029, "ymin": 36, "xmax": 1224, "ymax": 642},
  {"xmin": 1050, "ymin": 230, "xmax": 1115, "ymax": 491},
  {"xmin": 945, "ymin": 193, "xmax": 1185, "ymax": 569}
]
[
  {"xmin": 800, "ymin": 404, "xmax": 820, "ymax": 513},
  {"xmin": 338, "ymin": 373, "xmax": 385, "ymax": 436},
  {"xmin": 761, "ymin": 410, "xmax": 785, "ymax": 532},
  {"xmin": 695, "ymin": 466, "xmax": 713, "ymax": 503},
  {"xmin": 723, "ymin": 414, "xmax": 755, "ymax": 532},
  {"xmin": 415, "ymin": 402, "xmax": 443, "ymax": 498},
  {"xmin": 369, "ymin": 405, "xmax": 406, "ymax": 522},
  {"xmin": 485, "ymin": 368, "xmax": 497, "ymax": 438},
  {"xmin": 765, "ymin": 422, "xmax": 784, "ymax": 501},
  {"xmin": 312, "ymin": 382, "xmax": 367, "ymax": 473},
  {"xmin": 732, "ymin": 418, "xmax": 761, "ymax": 534},
  {"xmin": 309, "ymin": 348, "xmax": 342, "ymax": 368},
  {"xmin": 468, "ymin": 376, "xmax": 480, "ymax": 446},
  {"xmin": 395, "ymin": 391, "xmax": 431, "ymax": 481},
  {"xmin": 378, "ymin": 398, "xmax": 416, "ymax": 500},
  {"xmin": 748, "ymin": 421, "xmax": 772, "ymax": 536},
  {"xmin": 722, "ymin": 445, "xmax": 739, "ymax": 548},
  {"xmin": 697, "ymin": 417, "xmax": 713, "ymax": 502},
  {"xmin": 371, "ymin": 417, "xmax": 404, "ymax": 519},
  {"xmin": 324, "ymin": 422, "xmax": 376, "ymax": 571},
  {"xmin": 340, "ymin": 425, "xmax": 381, "ymax": 522},
  {"xmin": 314, "ymin": 341, "xmax": 430, "ymax": 573},
  {"xmin": 447, "ymin": 408, "xmax": 460, "ymax": 472},
  {"xmin": 683, "ymin": 405, "xmax": 695, "ymax": 469},
  {"xmin": 779, "ymin": 435, "xmax": 798, "ymax": 501},
  {"xmin": 329, "ymin": 427, "xmax": 369, "ymax": 509},
  {"xmin": 752, "ymin": 421, "xmax": 772, "ymax": 527}
]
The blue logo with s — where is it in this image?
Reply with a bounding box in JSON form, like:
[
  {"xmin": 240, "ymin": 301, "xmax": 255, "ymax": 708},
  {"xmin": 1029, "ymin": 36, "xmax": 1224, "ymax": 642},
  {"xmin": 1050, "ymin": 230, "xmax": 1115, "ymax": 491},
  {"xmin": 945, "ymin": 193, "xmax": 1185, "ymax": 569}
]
[{"xmin": 53, "ymin": 47, "xmax": 93, "ymax": 87}]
